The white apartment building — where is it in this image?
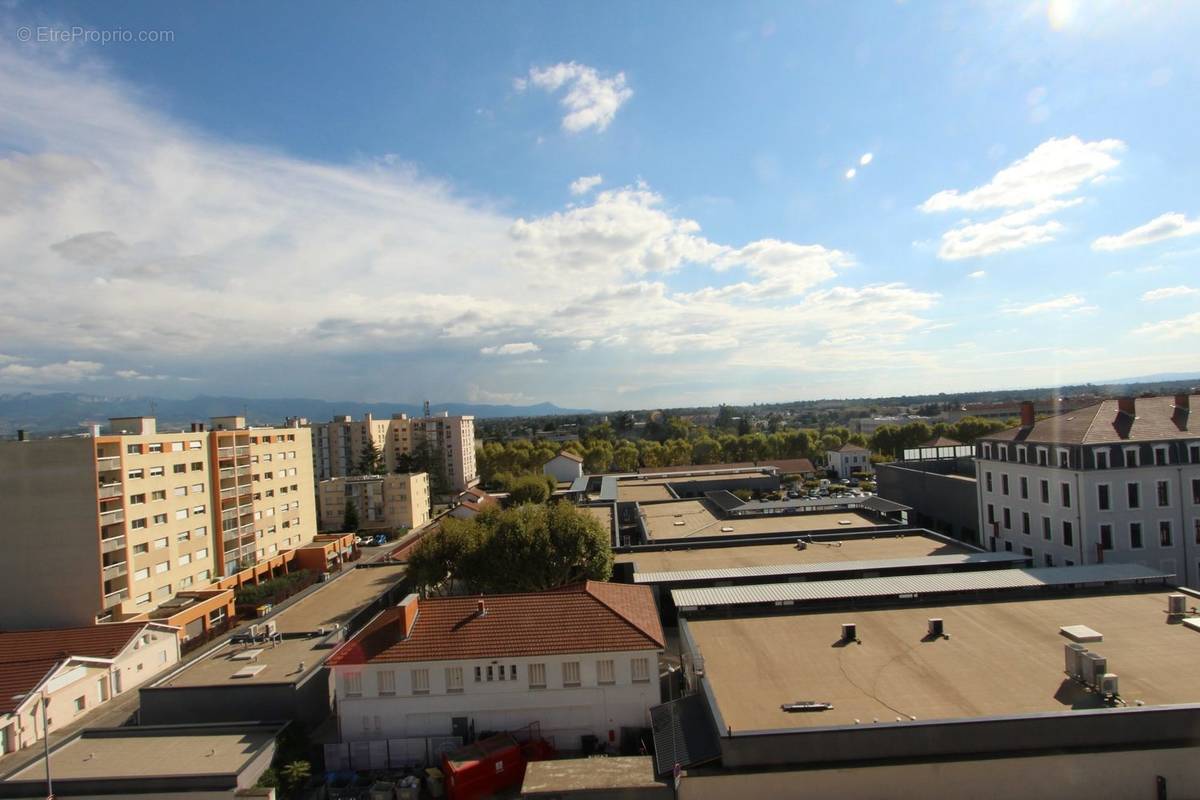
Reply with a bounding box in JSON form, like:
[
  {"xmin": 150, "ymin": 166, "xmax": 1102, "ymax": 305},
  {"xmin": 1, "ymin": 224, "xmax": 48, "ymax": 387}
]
[
  {"xmin": 309, "ymin": 412, "xmax": 477, "ymax": 493},
  {"xmin": 976, "ymin": 395, "xmax": 1200, "ymax": 586},
  {"xmin": 828, "ymin": 444, "xmax": 873, "ymax": 478},
  {"xmin": 327, "ymin": 582, "xmax": 664, "ymax": 750}
]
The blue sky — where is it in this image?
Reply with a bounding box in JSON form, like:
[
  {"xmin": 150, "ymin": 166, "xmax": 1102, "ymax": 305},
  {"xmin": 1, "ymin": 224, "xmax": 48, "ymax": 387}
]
[{"xmin": 0, "ymin": 1, "xmax": 1197, "ymax": 410}]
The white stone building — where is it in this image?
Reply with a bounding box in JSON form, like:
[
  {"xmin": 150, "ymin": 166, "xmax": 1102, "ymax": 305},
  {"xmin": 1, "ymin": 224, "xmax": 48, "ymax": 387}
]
[
  {"xmin": 976, "ymin": 395, "xmax": 1200, "ymax": 585},
  {"xmin": 828, "ymin": 444, "xmax": 872, "ymax": 478},
  {"xmin": 543, "ymin": 451, "xmax": 584, "ymax": 484},
  {"xmin": 327, "ymin": 582, "xmax": 664, "ymax": 750}
]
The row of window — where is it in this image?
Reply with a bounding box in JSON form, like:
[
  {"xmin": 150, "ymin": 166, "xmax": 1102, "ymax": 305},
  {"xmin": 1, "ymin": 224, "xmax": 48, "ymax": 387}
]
[
  {"xmin": 129, "ymin": 484, "xmax": 205, "ymax": 504},
  {"xmin": 342, "ymin": 657, "xmax": 652, "ymax": 698},
  {"xmin": 986, "ymin": 474, "xmax": 1200, "ymax": 510},
  {"xmin": 993, "ymin": 509, "xmax": 1197, "ymax": 550},
  {"xmin": 126, "ymin": 441, "xmax": 204, "ymax": 455},
  {"xmin": 129, "ymin": 506, "xmax": 206, "ymax": 528},
  {"xmin": 127, "ymin": 461, "xmax": 206, "ymax": 480},
  {"xmin": 981, "ymin": 441, "xmax": 1200, "ymax": 468}
]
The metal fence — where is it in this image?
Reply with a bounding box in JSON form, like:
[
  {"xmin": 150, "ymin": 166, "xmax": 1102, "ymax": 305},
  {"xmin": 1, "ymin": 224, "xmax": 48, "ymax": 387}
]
[{"xmin": 324, "ymin": 736, "xmax": 463, "ymax": 771}]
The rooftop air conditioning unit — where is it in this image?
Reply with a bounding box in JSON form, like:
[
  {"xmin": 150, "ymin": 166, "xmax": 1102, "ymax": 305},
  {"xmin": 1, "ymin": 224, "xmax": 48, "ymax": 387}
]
[
  {"xmin": 796, "ymin": 539, "xmax": 808, "ymax": 550},
  {"xmin": 1100, "ymin": 673, "xmax": 1119, "ymax": 697},
  {"xmin": 842, "ymin": 623, "xmax": 858, "ymax": 643},
  {"xmin": 1081, "ymin": 653, "xmax": 1107, "ymax": 687},
  {"xmin": 1168, "ymin": 594, "xmax": 1187, "ymax": 615},
  {"xmin": 265, "ymin": 621, "xmax": 277, "ymax": 636},
  {"xmin": 1064, "ymin": 643, "xmax": 1087, "ymax": 678},
  {"xmin": 248, "ymin": 623, "xmax": 262, "ymax": 639},
  {"xmin": 927, "ymin": 618, "xmax": 944, "ymax": 638}
]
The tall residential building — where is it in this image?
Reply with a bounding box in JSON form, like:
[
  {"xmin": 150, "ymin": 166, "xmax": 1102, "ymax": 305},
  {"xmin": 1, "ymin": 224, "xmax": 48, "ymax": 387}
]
[
  {"xmin": 0, "ymin": 416, "xmax": 317, "ymax": 630},
  {"xmin": 308, "ymin": 412, "xmax": 478, "ymax": 492},
  {"xmin": 317, "ymin": 472, "xmax": 431, "ymax": 532},
  {"xmin": 975, "ymin": 395, "xmax": 1200, "ymax": 585}
]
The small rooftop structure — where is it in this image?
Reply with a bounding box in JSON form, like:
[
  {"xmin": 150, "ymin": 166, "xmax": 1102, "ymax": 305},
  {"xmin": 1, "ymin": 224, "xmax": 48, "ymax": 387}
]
[{"xmin": 521, "ymin": 755, "xmax": 669, "ymax": 798}]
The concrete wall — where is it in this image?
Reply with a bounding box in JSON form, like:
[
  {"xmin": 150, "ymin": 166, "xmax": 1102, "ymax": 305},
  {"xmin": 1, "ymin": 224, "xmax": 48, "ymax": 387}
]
[
  {"xmin": 0, "ymin": 438, "xmax": 102, "ymax": 628},
  {"xmin": 876, "ymin": 460, "xmax": 979, "ymax": 546},
  {"xmin": 679, "ymin": 745, "xmax": 1198, "ymax": 800},
  {"xmin": 139, "ymin": 668, "xmax": 332, "ymax": 728}
]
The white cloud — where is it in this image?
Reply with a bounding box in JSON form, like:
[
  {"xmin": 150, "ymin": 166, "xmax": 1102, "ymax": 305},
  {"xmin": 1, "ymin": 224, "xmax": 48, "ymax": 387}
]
[
  {"xmin": 518, "ymin": 62, "xmax": 632, "ymax": 133},
  {"xmin": 1002, "ymin": 294, "xmax": 1093, "ymax": 316},
  {"xmin": 480, "ymin": 342, "xmax": 541, "ymax": 356},
  {"xmin": 845, "ymin": 168, "xmax": 857, "ymax": 180},
  {"xmin": 920, "ymin": 136, "xmax": 1122, "ymax": 259},
  {"xmin": 466, "ymin": 384, "xmax": 533, "ymax": 405},
  {"xmin": 1141, "ymin": 286, "xmax": 1198, "ymax": 302},
  {"xmin": 574, "ymin": 339, "xmax": 595, "ymax": 351},
  {"xmin": 1092, "ymin": 212, "xmax": 1200, "ymax": 251},
  {"xmin": 967, "ymin": 270, "xmax": 986, "ymax": 279},
  {"xmin": 859, "ymin": 153, "xmax": 873, "ymax": 166},
  {"xmin": 1133, "ymin": 312, "xmax": 1200, "ymax": 340},
  {"xmin": 569, "ymin": 174, "xmax": 603, "ymax": 196},
  {"xmin": 0, "ymin": 359, "xmax": 104, "ymax": 385}
]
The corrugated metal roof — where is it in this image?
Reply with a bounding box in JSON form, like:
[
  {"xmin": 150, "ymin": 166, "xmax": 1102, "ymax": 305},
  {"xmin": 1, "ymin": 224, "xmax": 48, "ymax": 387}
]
[
  {"xmin": 671, "ymin": 564, "xmax": 1171, "ymax": 609},
  {"xmin": 634, "ymin": 552, "xmax": 1024, "ymax": 585},
  {"xmin": 649, "ymin": 693, "xmax": 723, "ymax": 776},
  {"xmin": 729, "ymin": 495, "xmax": 910, "ymax": 514},
  {"xmin": 599, "ymin": 476, "xmax": 619, "ymax": 502},
  {"xmin": 568, "ymin": 475, "xmax": 590, "ymax": 494}
]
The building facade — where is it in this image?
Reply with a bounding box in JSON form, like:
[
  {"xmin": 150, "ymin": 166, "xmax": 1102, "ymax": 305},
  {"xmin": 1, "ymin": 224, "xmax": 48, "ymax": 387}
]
[
  {"xmin": 976, "ymin": 396, "xmax": 1200, "ymax": 586},
  {"xmin": 309, "ymin": 412, "xmax": 478, "ymax": 493},
  {"xmin": 543, "ymin": 451, "xmax": 584, "ymax": 483},
  {"xmin": 317, "ymin": 472, "xmax": 431, "ymax": 532},
  {"xmin": 328, "ymin": 583, "xmax": 664, "ymax": 750},
  {"xmin": 0, "ymin": 416, "xmax": 317, "ymax": 630},
  {"xmin": 828, "ymin": 444, "xmax": 872, "ymax": 478}
]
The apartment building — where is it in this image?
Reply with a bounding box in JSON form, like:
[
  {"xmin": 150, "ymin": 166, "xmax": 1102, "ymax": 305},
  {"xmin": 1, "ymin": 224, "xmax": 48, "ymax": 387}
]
[
  {"xmin": 976, "ymin": 395, "xmax": 1200, "ymax": 585},
  {"xmin": 327, "ymin": 582, "xmax": 664, "ymax": 750},
  {"xmin": 0, "ymin": 416, "xmax": 316, "ymax": 631},
  {"xmin": 317, "ymin": 472, "xmax": 431, "ymax": 532},
  {"xmin": 308, "ymin": 412, "xmax": 478, "ymax": 493}
]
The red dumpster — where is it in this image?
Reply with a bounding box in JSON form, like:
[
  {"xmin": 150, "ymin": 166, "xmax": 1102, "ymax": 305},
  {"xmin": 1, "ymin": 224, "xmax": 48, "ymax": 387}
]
[{"xmin": 442, "ymin": 728, "xmax": 556, "ymax": 800}]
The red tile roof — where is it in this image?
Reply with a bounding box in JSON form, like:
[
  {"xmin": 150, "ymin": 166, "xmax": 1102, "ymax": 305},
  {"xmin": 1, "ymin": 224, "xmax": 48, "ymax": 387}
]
[
  {"xmin": 984, "ymin": 395, "xmax": 1197, "ymax": 445},
  {"xmin": 553, "ymin": 451, "xmax": 584, "ymax": 463},
  {"xmin": 0, "ymin": 623, "xmax": 148, "ymax": 714},
  {"xmin": 327, "ymin": 581, "xmax": 664, "ymax": 666},
  {"xmin": 834, "ymin": 444, "xmax": 870, "ymax": 453}
]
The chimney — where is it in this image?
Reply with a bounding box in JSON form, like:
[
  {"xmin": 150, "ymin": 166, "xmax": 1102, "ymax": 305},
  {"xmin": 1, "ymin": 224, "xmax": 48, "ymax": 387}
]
[
  {"xmin": 397, "ymin": 594, "xmax": 419, "ymax": 639},
  {"xmin": 1019, "ymin": 401, "xmax": 1035, "ymax": 428},
  {"xmin": 477, "ymin": 599, "xmax": 487, "ymax": 618},
  {"xmin": 1116, "ymin": 397, "xmax": 1135, "ymax": 418},
  {"xmin": 190, "ymin": 422, "xmax": 205, "ymax": 433},
  {"xmin": 17, "ymin": 429, "xmax": 27, "ymax": 442},
  {"xmin": 1175, "ymin": 394, "xmax": 1190, "ymax": 413}
]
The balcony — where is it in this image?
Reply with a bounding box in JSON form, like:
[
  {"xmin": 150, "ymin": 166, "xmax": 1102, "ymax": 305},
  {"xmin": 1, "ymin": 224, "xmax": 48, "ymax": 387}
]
[
  {"xmin": 98, "ymin": 482, "xmax": 123, "ymax": 499},
  {"xmin": 235, "ymin": 446, "xmax": 250, "ymax": 456},
  {"xmin": 102, "ymin": 589, "xmax": 129, "ymax": 609},
  {"xmin": 99, "ymin": 508, "xmax": 125, "ymax": 525},
  {"xmin": 218, "ymin": 446, "xmax": 234, "ymax": 458},
  {"xmin": 102, "ymin": 561, "xmax": 128, "ymax": 580},
  {"xmin": 236, "ymin": 465, "xmax": 251, "ymax": 477},
  {"xmin": 100, "ymin": 535, "xmax": 126, "ymax": 553},
  {"xmin": 96, "ymin": 455, "xmax": 121, "ymax": 470}
]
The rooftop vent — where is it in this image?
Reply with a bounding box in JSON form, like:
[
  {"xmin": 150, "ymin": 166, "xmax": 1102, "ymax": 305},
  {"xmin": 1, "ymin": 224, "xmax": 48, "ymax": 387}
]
[
  {"xmin": 841, "ymin": 622, "xmax": 858, "ymax": 643},
  {"xmin": 1059, "ymin": 624, "xmax": 1103, "ymax": 643},
  {"xmin": 1168, "ymin": 594, "xmax": 1187, "ymax": 616},
  {"xmin": 477, "ymin": 599, "xmax": 487, "ymax": 618},
  {"xmin": 927, "ymin": 618, "xmax": 945, "ymax": 639}
]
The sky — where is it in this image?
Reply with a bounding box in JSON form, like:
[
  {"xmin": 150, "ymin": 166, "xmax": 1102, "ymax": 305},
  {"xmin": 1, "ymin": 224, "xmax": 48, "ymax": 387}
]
[{"xmin": 0, "ymin": 1, "xmax": 1197, "ymax": 410}]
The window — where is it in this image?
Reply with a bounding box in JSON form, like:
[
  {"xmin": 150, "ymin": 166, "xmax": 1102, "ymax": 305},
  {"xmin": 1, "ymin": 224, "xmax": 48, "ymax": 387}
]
[
  {"xmin": 191, "ymin": 483, "xmax": 204, "ymax": 493},
  {"xmin": 412, "ymin": 668, "xmax": 430, "ymax": 694},
  {"xmin": 194, "ymin": 526, "xmax": 207, "ymax": 538},
  {"xmin": 1157, "ymin": 480, "xmax": 1170, "ymax": 507},
  {"xmin": 1062, "ymin": 521, "xmax": 1073, "ymax": 547},
  {"xmin": 174, "ymin": 486, "xmax": 187, "ymax": 496},
  {"xmin": 174, "ymin": 509, "xmax": 188, "ymax": 521},
  {"xmin": 1128, "ymin": 483, "xmax": 1141, "ymax": 509},
  {"xmin": 1037, "ymin": 448, "xmax": 1048, "ymax": 466},
  {"xmin": 1040, "ymin": 480, "xmax": 1049, "ymax": 503},
  {"xmin": 133, "ymin": 543, "xmax": 148, "ymax": 554},
  {"xmin": 1060, "ymin": 483, "xmax": 1071, "ymax": 508},
  {"xmin": 153, "ymin": 513, "xmax": 167, "ymax": 525},
  {"xmin": 192, "ymin": 505, "xmax": 206, "ymax": 515},
  {"xmin": 1097, "ymin": 484, "xmax": 1110, "ymax": 511},
  {"xmin": 1160, "ymin": 521, "xmax": 1173, "ymax": 547},
  {"xmin": 446, "ymin": 667, "xmax": 464, "ymax": 693},
  {"xmin": 1100, "ymin": 524, "xmax": 1113, "ymax": 550},
  {"xmin": 1193, "ymin": 479, "xmax": 1200, "ymax": 504},
  {"xmin": 134, "ymin": 567, "xmax": 149, "ymax": 580},
  {"xmin": 632, "ymin": 657, "xmax": 651, "ymax": 683},
  {"xmin": 562, "ymin": 661, "xmax": 581, "ymax": 687},
  {"xmin": 1001, "ymin": 474, "xmax": 1009, "ymax": 495},
  {"xmin": 1155, "ymin": 447, "xmax": 1168, "ymax": 466},
  {"xmin": 597, "ymin": 659, "xmax": 615, "ymax": 685},
  {"xmin": 1022, "ymin": 512, "xmax": 1030, "ymax": 535},
  {"xmin": 195, "ymin": 548, "xmax": 207, "ymax": 559},
  {"xmin": 148, "ymin": 443, "xmax": 163, "ymax": 453},
  {"xmin": 149, "ymin": 466, "xmax": 164, "ymax": 477},
  {"xmin": 170, "ymin": 441, "xmax": 184, "ymax": 453},
  {"xmin": 987, "ymin": 504, "xmax": 995, "ymax": 525},
  {"xmin": 126, "ymin": 444, "xmax": 141, "ymax": 455},
  {"xmin": 1095, "ymin": 449, "xmax": 1109, "ymax": 469},
  {"xmin": 1192, "ymin": 444, "xmax": 1200, "ymax": 464},
  {"xmin": 1019, "ymin": 476, "xmax": 1028, "ymax": 499},
  {"xmin": 1044, "ymin": 554, "xmax": 1054, "ymax": 567},
  {"xmin": 985, "ymin": 472, "xmax": 993, "ymax": 492},
  {"xmin": 486, "ymin": 665, "xmax": 494, "ymax": 681},
  {"xmin": 127, "ymin": 468, "xmax": 143, "ymax": 479},
  {"xmin": 179, "ymin": 553, "xmax": 191, "ymax": 566},
  {"xmin": 510, "ymin": 664, "xmax": 517, "ymax": 680},
  {"xmin": 73, "ymin": 696, "xmax": 86, "ymax": 713},
  {"xmin": 1195, "ymin": 519, "xmax": 1200, "ymax": 545},
  {"xmin": 1002, "ymin": 508, "xmax": 1011, "ymax": 530},
  {"xmin": 343, "ymin": 672, "xmax": 362, "ymax": 697},
  {"xmin": 1017, "ymin": 446, "xmax": 1027, "ymax": 464},
  {"xmin": 497, "ymin": 663, "xmax": 506, "ymax": 681},
  {"xmin": 155, "ymin": 561, "xmax": 169, "ymax": 574},
  {"xmin": 173, "ymin": 464, "xmax": 187, "ymax": 474},
  {"xmin": 151, "ymin": 489, "xmax": 166, "ymax": 501},
  {"xmin": 129, "ymin": 493, "xmax": 146, "ymax": 504},
  {"xmin": 474, "ymin": 666, "xmax": 482, "ymax": 683},
  {"xmin": 1125, "ymin": 448, "xmax": 1139, "ymax": 468},
  {"xmin": 135, "ymin": 592, "xmax": 151, "ymax": 605},
  {"xmin": 1057, "ymin": 449, "xmax": 1069, "ymax": 467},
  {"xmin": 191, "ymin": 461, "xmax": 204, "ymax": 471},
  {"xmin": 528, "ymin": 663, "xmax": 546, "ymax": 689},
  {"xmin": 189, "ymin": 440, "xmax": 202, "ymax": 450},
  {"xmin": 1130, "ymin": 522, "xmax": 1143, "ymax": 549},
  {"xmin": 377, "ymin": 670, "xmax": 396, "ymax": 696},
  {"xmin": 1042, "ymin": 517, "xmax": 1051, "ymax": 541}
]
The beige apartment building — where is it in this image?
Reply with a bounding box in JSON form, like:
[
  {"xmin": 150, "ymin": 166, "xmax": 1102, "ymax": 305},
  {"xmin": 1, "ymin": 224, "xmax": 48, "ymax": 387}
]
[
  {"xmin": 0, "ymin": 416, "xmax": 316, "ymax": 631},
  {"xmin": 317, "ymin": 472, "xmax": 431, "ymax": 533},
  {"xmin": 308, "ymin": 412, "xmax": 477, "ymax": 493}
]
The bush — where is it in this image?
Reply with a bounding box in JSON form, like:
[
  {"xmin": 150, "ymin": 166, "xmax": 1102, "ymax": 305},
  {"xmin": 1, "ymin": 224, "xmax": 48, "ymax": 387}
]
[
  {"xmin": 507, "ymin": 474, "xmax": 552, "ymax": 505},
  {"xmin": 235, "ymin": 570, "xmax": 316, "ymax": 608}
]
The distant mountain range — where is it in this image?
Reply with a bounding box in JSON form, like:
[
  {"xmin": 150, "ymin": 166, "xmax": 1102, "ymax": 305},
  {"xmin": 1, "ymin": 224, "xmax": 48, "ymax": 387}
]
[{"xmin": 0, "ymin": 393, "xmax": 596, "ymax": 436}]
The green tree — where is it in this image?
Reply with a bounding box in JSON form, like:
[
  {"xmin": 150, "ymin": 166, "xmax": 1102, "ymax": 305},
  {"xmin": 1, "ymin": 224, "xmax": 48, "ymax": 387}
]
[
  {"xmin": 583, "ymin": 441, "xmax": 614, "ymax": 473},
  {"xmin": 691, "ymin": 436, "xmax": 722, "ymax": 465},
  {"xmin": 736, "ymin": 416, "xmax": 752, "ymax": 436},
  {"xmin": 341, "ymin": 500, "xmax": 359, "ymax": 533},
  {"xmin": 638, "ymin": 440, "xmax": 666, "ymax": 468},
  {"xmin": 507, "ymin": 474, "xmax": 551, "ymax": 505},
  {"xmin": 281, "ymin": 761, "xmax": 312, "ymax": 793},
  {"xmin": 355, "ymin": 439, "xmax": 384, "ymax": 475},
  {"xmin": 408, "ymin": 502, "xmax": 612, "ymax": 594},
  {"xmin": 612, "ymin": 442, "xmax": 639, "ymax": 472}
]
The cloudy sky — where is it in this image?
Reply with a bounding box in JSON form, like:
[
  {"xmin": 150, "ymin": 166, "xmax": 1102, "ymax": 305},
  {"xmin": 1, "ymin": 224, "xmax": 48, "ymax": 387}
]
[{"xmin": 1, "ymin": 1, "xmax": 1197, "ymax": 409}]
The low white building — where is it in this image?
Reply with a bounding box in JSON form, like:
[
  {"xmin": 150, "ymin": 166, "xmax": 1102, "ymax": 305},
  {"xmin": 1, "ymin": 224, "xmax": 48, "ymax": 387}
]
[
  {"xmin": 543, "ymin": 451, "xmax": 584, "ymax": 483},
  {"xmin": 327, "ymin": 582, "xmax": 664, "ymax": 751},
  {"xmin": 0, "ymin": 622, "xmax": 180, "ymax": 755},
  {"xmin": 828, "ymin": 444, "xmax": 872, "ymax": 478}
]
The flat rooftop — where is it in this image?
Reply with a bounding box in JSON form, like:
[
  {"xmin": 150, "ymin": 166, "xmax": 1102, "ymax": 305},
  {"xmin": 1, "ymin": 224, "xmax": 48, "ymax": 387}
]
[
  {"xmin": 687, "ymin": 590, "xmax": 1200, "ymax": 734},
  {"xmin": 274, "ymin": 563, "xmax": 406, "ymax": 633},
  {"xmin": 640, "ymin": 500, "xmax": 881, "ymax": 541},
  {"xmin": 155, "ymin": 634, "xmax": 336, "ymax": 687},
  {"xmin": 616, "ymin": 532, "xmax": 970, "ymax": 574},
  {"xmin": 617, "ymin": 483, "xmax": 676, "ymax": 502},
  {"xmin": 521, "ymin": 756, "xmax": 666, "ymax": 795},
  {"xmin": 9, "ymin": 726, "xmax": 276, "ymax": 780},
  {"xmin": 583, "ymin": 504, "xmax": 615, "ymax": 533}
]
